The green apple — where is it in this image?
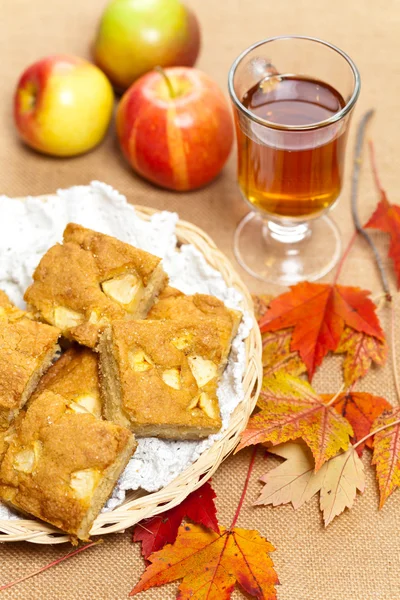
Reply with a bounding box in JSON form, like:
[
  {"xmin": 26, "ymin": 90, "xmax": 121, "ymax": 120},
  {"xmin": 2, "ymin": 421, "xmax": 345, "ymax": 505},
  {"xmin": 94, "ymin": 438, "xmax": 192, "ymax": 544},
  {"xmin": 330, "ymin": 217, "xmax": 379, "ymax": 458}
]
[{"xmin": 93, "ymin": 0, "xmax": 200, "ymax": 91}]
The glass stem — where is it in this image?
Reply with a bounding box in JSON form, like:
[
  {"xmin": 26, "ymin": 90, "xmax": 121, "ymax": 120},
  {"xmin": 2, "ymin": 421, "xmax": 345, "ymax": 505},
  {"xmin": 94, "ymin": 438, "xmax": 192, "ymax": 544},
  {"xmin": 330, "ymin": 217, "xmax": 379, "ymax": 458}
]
[{"xmin": 263, "ymin": 220, "xmax": 311, "ymax": 244}]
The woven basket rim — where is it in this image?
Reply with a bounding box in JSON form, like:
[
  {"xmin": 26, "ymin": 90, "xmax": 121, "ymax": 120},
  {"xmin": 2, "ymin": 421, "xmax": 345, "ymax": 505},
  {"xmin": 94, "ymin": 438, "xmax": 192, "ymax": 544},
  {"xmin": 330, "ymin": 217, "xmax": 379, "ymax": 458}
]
[{"xmin": 0, "ymin": 199, "xmax": 262, "ymax": 544}]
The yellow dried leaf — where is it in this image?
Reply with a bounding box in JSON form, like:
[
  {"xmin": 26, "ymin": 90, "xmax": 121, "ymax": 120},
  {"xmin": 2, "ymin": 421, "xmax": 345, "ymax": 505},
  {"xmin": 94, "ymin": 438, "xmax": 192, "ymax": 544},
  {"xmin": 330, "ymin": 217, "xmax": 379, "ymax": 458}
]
[
  {"xmin": 237, "ymin": 374, "xmax": 353, "ymax": 470},
  {"xmin": 261, "ymin": 329, "xmax": 306, "ymax": 378},
  {"xmin": 371, "ymin": 407, "xmax": 400, "ymax": 508},
  {"xmin": 335, "ymin": 326, "xmax": 387, "ymax": 386}
]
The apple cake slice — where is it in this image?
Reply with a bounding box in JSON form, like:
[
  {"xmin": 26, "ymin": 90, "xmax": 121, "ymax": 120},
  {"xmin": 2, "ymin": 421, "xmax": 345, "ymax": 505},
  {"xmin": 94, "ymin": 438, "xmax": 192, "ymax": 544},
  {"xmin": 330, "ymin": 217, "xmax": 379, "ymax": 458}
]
[
  {"xmin": 0, "ymin": 389, "xmax": 136, "ymax": 541},
  {"xmin": 98, "ymin": 317, "xmax": 231, "ymax": 439},
  {"xmin": 148, "ymin": 286, "xmax": 242, "ymax": 371},
  {"xmin": 31, "ymin": 346, "xmax": 102, "ymax": 418},
  {"xmin": 24, "ymin": 223, "xmax": 168, "ymax": 348},
  {"xmin": 0, "ymin": 290, "xmax": 60, "ymax": 432}
]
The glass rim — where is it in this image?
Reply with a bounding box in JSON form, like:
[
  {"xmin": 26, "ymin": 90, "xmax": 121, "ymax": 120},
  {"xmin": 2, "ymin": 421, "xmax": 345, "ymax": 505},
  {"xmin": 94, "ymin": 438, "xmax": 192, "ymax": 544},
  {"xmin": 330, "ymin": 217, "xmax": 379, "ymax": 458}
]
[{"xmin": 228, "ymin": 35, "xmax": 361, "ymax": 131}]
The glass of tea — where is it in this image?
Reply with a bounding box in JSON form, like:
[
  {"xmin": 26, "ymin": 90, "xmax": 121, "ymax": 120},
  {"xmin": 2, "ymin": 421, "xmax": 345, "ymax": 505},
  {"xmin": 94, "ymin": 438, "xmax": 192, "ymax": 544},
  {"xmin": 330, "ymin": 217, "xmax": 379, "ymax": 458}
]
[{"xmin": 228, "ymin": 36, "xmax": 360, "ymax": 284}]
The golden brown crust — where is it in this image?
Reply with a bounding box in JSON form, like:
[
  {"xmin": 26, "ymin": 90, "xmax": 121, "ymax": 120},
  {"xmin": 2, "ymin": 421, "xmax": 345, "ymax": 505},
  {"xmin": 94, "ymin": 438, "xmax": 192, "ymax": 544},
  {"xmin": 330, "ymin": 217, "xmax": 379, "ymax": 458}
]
[
  {"xmin": 0, "ymin": 291, "xmax": 60, "ymax": 431},
  {"xmin": 24, "ymin": 224, "xmax": 168, "ymax": 348},
  {"xmin": 0, "ymin": 390, "xmax": 136, "ymax": 540},
  {"xmin": 148, "ymin": 288, "xmax": 242, "ymax": 371},
  {"xmin": 30, "ymin": 346, "xmax": 102, "ymax": 417},
  {"xmin": 99, "ymin": 318, "xmax": 225, "ymax": 439},
  {"xmin": 63, "ymin": 223, "xmax": 160, "ymax": 285},
  {"xmin": 0, "ymin": 290, "xmax": 30, "ymax": 322}
]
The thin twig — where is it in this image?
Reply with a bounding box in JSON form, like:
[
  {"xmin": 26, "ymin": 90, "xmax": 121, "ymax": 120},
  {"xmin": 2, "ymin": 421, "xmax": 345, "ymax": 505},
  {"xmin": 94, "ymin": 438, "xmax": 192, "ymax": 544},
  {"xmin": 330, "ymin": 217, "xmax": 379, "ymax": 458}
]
[
  {"xmin": 324, "ymin": 383, "xmax": 346, "ymax": 406},
  {"xmin": 0, "ymin": 540, "xmax": 102, "ymax": 592},
  {"xmin": 350, "ymin": 110, "xmax": 391, "ymax": 301}
]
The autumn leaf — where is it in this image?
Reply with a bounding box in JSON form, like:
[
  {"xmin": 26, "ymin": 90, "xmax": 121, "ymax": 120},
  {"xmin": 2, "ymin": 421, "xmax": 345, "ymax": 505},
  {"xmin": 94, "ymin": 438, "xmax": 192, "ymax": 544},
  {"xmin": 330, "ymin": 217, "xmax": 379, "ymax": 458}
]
[
  {"xmin": 335, "ymin": 326, "xmax": 387, "ymax": 386},
  {"xmin": 256, "ymin": 442, "xmax": 365, "ymax": 526},
  {"xmin": 371, "ymin": 408, "xmax": 400, "ymax": 508},
  {"xmin": 320, "ymin": 446, "xmax": 365, "ymax": 526},
  {"xmin": 133, "ymin": 482, "xmax": 219, "ymax": 559},
  {"xmin": 130, "ymin": 523, "xmax": 279, "ymax": 599},
  {"xmin": 252, "ymin": 294, "xmax": 273, "ymax": 321},
  {"xmin": 364, "ymin": 178, "xmax": 400, "ymax": 288},
  {"xmin": 255, "ymin": 442, "xmax": 324, "ymax": 509},
  {"xmin": 323, "ymin": 391, "xmax": 392, "ymax": 456},
  {"xmin": 259, "ymin": 282, "xmax": 384, "ymax": 379},
  {"xmin": 236, "ymin": 373, "xmax": 353, "ymax": 470},
  {"xmin": 261, "ymin": 329, "xmax": 307, "ymax": 378}
]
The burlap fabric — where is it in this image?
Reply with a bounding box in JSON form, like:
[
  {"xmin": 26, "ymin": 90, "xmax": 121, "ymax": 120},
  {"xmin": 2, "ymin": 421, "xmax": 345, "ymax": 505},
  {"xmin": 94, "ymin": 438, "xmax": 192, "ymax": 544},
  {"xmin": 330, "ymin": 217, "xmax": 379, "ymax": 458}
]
[{"xmin": 0, "ymin": 0, "xmax": 399, "ymax": 598}]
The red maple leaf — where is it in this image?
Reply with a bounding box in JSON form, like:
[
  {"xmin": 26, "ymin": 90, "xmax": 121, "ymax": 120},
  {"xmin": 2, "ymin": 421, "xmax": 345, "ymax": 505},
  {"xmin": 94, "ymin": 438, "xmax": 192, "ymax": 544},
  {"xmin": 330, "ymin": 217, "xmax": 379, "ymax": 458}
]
[
  {"xmin": 133, "ymin": 481, "xmax": 219, "ymax": 559},
  {"xmin": 365, "ymin": 142, "xmax": 400, "ymax": 288},
  {"xmin": 259, "ymin": 282, "xmax": 384, "ymax": 379}
]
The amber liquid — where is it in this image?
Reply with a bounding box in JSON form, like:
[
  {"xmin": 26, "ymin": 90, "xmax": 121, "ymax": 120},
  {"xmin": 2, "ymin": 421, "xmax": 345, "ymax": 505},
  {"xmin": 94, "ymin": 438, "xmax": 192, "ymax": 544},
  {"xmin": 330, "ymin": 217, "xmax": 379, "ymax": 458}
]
[{"xmin": 237, "ymin": 75, "xmax": 347, "ymax": 218}]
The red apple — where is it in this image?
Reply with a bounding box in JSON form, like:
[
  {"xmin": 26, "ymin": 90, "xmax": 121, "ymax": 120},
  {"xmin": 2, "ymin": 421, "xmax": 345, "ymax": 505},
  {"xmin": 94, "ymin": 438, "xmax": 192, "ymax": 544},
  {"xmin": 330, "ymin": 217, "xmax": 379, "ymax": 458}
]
[
  {"xmin": 116, "ymin": 67, "xmax": 233, "ymax": 191},
  {"xmin": 14, "ymin": 55, "xmax": 114, "ymax": 157}
]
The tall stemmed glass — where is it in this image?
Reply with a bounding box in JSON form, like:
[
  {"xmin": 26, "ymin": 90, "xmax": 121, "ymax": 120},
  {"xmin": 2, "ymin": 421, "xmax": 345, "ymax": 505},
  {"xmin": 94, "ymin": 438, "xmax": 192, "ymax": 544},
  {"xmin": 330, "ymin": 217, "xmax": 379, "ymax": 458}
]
[{"xmin": 228, "ymin": 36, "xmax": 360, "ymax": 284}]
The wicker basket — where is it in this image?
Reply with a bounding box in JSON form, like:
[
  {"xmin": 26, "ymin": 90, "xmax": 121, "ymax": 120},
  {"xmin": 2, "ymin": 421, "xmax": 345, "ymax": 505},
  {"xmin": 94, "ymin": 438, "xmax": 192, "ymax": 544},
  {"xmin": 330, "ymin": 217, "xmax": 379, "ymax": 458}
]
[{"xmin": 0, "ymin": 204, "xmax": 262, "ymax": 544}]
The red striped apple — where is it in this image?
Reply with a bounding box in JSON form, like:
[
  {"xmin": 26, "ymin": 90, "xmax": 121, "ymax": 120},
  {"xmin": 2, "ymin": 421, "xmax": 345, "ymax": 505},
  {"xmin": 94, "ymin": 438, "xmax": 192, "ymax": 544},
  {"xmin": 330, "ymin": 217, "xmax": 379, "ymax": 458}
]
[
  {"xmin": 14, "ymin": 55, "xmax": 114, "ymax": 157},
  {"xmin": 116, "ymin": 67, "xmax": 233, "ymax": 191}
]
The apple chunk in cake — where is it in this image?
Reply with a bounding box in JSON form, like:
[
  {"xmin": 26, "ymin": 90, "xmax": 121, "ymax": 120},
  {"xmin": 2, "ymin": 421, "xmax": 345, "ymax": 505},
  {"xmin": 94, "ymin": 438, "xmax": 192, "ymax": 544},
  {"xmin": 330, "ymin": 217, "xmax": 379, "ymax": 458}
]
[
  {"xmin": 98, "ymin": 318, "xmax": 233, "ymax": 439},
  {"xmin": 31, "ymin": 346, "xmax": 102, "ymax": 418},
  {"xmin": 24, "ymin": 223, "xmax": 168, "ymax": 348},
  {"xmin": 148, "ymin": 286, "xmax": 242, "ymax": 371},
  {"xmin": 0, "ymin": 390, "xmax": 136, "ymax": 541},
  {"xmin": 0, "ymin": 290, "xmax": 60, "ymax": 431}
]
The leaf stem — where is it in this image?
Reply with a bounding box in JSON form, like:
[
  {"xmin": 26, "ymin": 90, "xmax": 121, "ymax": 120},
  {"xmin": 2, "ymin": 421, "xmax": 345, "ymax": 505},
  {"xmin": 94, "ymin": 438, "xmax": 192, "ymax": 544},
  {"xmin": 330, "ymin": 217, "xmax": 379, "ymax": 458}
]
[
  {"xmin": 230, "ymin": 447, "xmax": 257, "ymax": 529},
  {"xmin": 155, "ymin": 66, "xmax": 176, "ymax": 99},
  {"xmin": 0, "ymin": 540, "xmax": 102, "ymax": 592},
  {"xmin": 333, "ymin": 231, "xmax": 357, "ymax": 284},
  {"xmin": 353, "ymin": 417, "xmax": 400, "ymax": 450},
  {"xmin": 324, "ymin": 383, "xmax": 346, "ymax": 406},
  {"xmin": 349, "ymin": 110, "xmax": 391, "ymax": 301}
]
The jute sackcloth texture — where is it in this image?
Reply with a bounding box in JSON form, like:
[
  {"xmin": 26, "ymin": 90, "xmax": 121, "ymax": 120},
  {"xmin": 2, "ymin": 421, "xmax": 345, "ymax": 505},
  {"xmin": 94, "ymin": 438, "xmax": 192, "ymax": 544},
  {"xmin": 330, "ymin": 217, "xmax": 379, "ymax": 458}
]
[{"xmin": 0, "ymin": 0, "xmax": 400, "ymax": 598}]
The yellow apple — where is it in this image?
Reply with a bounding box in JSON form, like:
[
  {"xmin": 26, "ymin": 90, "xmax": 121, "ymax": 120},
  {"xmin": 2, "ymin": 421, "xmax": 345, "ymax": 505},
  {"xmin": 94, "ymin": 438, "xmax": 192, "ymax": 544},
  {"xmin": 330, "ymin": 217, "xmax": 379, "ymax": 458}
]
[{"xmin": 14, "ymin": 55, "xmax": 114, "ymax": 157}]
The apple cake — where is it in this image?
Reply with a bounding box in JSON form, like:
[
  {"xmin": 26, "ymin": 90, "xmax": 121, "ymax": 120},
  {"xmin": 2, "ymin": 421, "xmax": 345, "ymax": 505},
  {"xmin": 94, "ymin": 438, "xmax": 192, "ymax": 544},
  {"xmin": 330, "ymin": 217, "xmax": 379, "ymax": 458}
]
[
  {"xmin": 31, "ymin": 346, "xmax": 102, "ymax": 418},
  {"xmin": 24, "ymin": 223, "xmax": 168, "ymax": 348},
  {"xmin": 0, "ymin": 290, "xmax": 60, "ymax": 432},
  {"xmin": 98, "ymin": 317, "xmax": 232, "ymax": 438},
  {"xmin": 148, "ymin": 286, "xmax": 242, "ymax": 371},
  {"xmin": 0, "ymin": 389, "xmax": 136, "ymax": 541}
]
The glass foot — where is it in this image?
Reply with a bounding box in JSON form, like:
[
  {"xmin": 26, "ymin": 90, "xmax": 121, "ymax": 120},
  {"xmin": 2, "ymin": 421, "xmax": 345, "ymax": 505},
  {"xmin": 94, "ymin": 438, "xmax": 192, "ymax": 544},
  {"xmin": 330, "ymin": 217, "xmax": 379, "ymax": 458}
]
[{"xmin": 234, "ymin": 212, "xmax": 341, "ymax": 285}]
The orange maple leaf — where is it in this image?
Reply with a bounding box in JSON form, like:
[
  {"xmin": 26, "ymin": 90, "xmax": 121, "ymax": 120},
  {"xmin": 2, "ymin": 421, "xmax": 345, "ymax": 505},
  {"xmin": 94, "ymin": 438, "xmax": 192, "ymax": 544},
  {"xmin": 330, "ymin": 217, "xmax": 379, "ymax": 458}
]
[
  {"xmin": 236, "ymin": 374, "xmax": 353, "ymax": 470},
  {"xmin": 130, "ymin": 523, "xmax": 279, "ymax": 599},
  {"xmin": 323, "ymin": 391, "xmax": 392, "ymax": 456},
  {"xmin": 259, "ymin": 282, "xmax": 384, "ymax": 379},
  {"xmin": 334, "ymin": 327, "xmax": 387, "ymax": 386},
  {"xmin": 371, "ymin": 408, "xmax": 400, "ymax": 508}
]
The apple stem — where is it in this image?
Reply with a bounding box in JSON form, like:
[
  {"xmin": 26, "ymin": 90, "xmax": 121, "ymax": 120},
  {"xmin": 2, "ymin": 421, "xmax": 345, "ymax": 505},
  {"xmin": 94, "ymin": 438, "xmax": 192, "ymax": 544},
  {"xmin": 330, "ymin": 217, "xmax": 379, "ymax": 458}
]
[{"xmin": 155, "ymin": 66, "xmax": 176, "ymax": 99}]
